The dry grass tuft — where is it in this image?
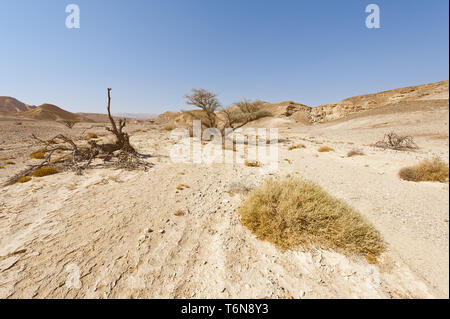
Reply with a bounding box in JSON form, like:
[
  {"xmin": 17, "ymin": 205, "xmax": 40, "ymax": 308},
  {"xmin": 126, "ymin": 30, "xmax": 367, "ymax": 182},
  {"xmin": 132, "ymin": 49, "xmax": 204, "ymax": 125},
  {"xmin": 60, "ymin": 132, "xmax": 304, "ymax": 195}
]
[
  {"xmin": 288, "ymin": 144, "xmax": 306, "ymax": 150},
  {"xmin": 318, "ymin": 146, "xmax": 334, "ymax": 152},
  {"xmin": 29, "ymin": 151, "xmax": 46, "ymax": 159},
  {"xmin": 0, "ymin": 157, "xmax": 8, "ymax": 161},
  {"xmin": 244, "ymin": 160, "xmax": 261, "ymax": 167},
  {"xmin": 87, "ymin": 132, "xmax": 98, "ymax": 139},
  {"xmin": 399, "ymin": 157, "xmax": 449, "ymax": 183},
  {"xmin": 17, "ymin": 176, "xmax": 31, "ymax": 183},
  {"xmin": 6, "ymin": 161, "xmax": 15, "ymax": 165},
  {"xmin": 174, "ymin": 209, "xmax": 185, "ymax": 216},
  {"xmin": 238, "ymin": 177, "xmax": 384, "ymax": 259},
  {"xmin": 0, "ymin": 165, "xmax": 4, "ymax": 169},
  {"xmin": 176, "ymin": 184, "xmax": 190, "ymax": 190},
  {"xmin": 347, "ymin": 148, "xmax": 365, "ymax": 157},
  {"xmin": 31, "ymin": 166, "xmax": 59, "ymax": 177}
]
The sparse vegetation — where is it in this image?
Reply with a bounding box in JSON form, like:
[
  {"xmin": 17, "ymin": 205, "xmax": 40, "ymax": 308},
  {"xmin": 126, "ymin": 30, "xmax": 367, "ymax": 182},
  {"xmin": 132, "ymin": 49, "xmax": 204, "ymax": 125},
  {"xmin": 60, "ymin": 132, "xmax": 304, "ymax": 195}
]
[
  {"xmin": 288, "ymin": 144, "xmax": 306, "ymax": 150},
  {"xmin": 31, "ymin": 166, "xmax": 59, "ymax": 177},
  {"xmin": 399, "ymin": 157, "xmax": 449, "ymax": 183},
  {"xmin": 61, "ymin": 120, "xmax": 77, "ymax": 129},
  {"xmin": 347, "ymin": 148, "xmax": 365, "ymax": 157},
  {"xmin": 6, "ymin": 161, "xmax": 15, "ymax": 165},
  {"xmin": 29, "ymin": 151, "xmax": 46, "ymax": 159},
  {"xmin": 87, "ymin": 132, "xmax": 98, "ymax": 139},
  {"xmin": 164, "ymin": 125, "xmax": 175, "ymax": 131},
  {"xmin": 375, "ymin": 132, "xmax": 418, "ymax": 150},
  {"xmin": 17, "ymin": 176, "xmax": 31, "ymax": 183},
  {"xmin": 174, "ymin": 209, "xmax": 185, "ymax": 216},
  {"xmin": 238, "ymin": 177, "xmax": 384, "ymax": 259},
  {"xmin": 318, "ymin": 146, "xmax": 334, "ymax": 152},
  {"xmin": 244, "ymin": 160, "xmax": 261, "ymax": 167},
  {"xmin": 176, "ymin": 184, "xmax": 190, "ymax": 190}
]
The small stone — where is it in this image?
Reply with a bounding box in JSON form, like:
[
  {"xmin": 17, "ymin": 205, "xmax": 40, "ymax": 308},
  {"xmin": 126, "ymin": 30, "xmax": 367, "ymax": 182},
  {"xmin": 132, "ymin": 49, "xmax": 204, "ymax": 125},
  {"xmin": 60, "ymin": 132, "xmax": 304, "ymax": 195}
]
[{"xmin": 159, "ymin": 229, "xmax": 165, "ymax": 234}]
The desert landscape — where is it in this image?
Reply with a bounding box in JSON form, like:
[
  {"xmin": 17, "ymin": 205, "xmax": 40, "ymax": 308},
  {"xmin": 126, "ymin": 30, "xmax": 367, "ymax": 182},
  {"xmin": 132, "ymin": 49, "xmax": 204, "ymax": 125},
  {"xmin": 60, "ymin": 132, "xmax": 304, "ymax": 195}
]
[{"xmin": 0, "ymin": 80, "xmax": 448, "ymax": 299}]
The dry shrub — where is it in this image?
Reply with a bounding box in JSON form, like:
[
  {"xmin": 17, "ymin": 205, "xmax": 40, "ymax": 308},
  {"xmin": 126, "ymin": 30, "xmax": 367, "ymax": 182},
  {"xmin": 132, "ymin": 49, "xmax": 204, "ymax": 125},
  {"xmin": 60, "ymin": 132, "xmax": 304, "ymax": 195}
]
[
  {"xmin": 0, "ymin": 165, "xmax": 4, "ymax": 169},
  {"xmin": 46, "ymin": 139, "xmax": 57, "ymax": 145},
  {"xmin": 164, "ymin": 125, "xmax": 175, "ymax": 131},
  {"xmin": 399, "ymin": 157, "xmax": 449, "ymax": 183},
  {"xmin": 288, "ymin": 144, "xmax": 306, "ymax": 151},
  {"xmin": 176, "ymin": 184, "xmax": 190, "ymax": 190},
  {"xmin": 87, "ymin": 132, "xmax": 98, "ymax": 139},
  {"xmin": 6, "ymin": 161, "xmax": 15, "ymax": 165},
  {"xmin": 244, "ymin": 160, "xmax": 261, "ymax": 167},
  {"xmin": 0, "ymin": 157, "xmax": 8, "ymax": 161},
  {"xmin": 31, "ymin": 166, "xmax": 59, "ymax": 177},
  {"xmin": 238, "ymin": 177, "xmax": 384, "ymax": 259},
  {"xmin": 318, "ymin": 146, "xmax": 334, "ymax": 152},
  {"xmin": 174, "ymin": 209, "xmax": 185, "ymax": 216},
  {"xmin": 375, "ymin": 132, "xmax": 418, "ymax": 150},
  {"xmin": 29, "ymin": 151, "xmax": 46, "ymax": 159},
  {"xmin": 17, "ymin": 176, "xmax": 31, "ymax": 183},
  {"xmin": 347, "ymin": 148, "xmax": 365, "ymax": 157}
]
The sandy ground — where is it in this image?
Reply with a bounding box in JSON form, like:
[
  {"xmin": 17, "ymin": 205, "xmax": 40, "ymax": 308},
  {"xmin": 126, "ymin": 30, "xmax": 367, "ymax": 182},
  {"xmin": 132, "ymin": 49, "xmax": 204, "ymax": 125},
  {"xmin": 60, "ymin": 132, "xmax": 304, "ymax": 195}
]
[{"xmin": 0, "ymin": 101, "xmax": 448, "ymax": 299}]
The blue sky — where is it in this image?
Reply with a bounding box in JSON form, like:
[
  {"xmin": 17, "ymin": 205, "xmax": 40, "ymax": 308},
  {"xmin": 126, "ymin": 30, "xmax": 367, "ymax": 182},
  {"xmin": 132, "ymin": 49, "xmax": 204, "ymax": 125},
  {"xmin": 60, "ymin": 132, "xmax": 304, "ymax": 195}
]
[{"xmin": 0, "ymin": 0, "xmax": 448, "ymax": 113}]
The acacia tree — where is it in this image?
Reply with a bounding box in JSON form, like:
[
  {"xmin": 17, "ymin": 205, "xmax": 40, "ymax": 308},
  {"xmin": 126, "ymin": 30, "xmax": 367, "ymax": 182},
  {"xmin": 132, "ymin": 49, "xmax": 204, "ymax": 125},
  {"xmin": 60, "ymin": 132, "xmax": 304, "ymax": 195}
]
[
  {"xmin": 184, "ymin": 89, "xmax": 221, "ymax": 129},
  {"xmin": 183, "ymin": 89, "xmax": 271, "ymax": 135}
]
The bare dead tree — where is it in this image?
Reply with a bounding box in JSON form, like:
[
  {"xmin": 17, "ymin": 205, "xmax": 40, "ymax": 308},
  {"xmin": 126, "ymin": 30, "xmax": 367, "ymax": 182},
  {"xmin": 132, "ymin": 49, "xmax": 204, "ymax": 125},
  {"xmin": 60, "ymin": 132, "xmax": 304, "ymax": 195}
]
[
  {"xmin": 375, "ymin": 132, "xmax": 418, "ymax": 150},
  {"xmin": 61, "ymin": 120, "xmax": 77, "ymax": 129},
  {"xmin": 3, "ymin": 89, "xmax": 151, "ymax": 186}
]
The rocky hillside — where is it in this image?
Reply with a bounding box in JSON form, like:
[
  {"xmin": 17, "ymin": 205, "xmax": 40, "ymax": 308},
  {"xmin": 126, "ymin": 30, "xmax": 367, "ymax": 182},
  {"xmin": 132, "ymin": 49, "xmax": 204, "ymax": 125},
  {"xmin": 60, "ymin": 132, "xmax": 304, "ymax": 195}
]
[
  {"xmin": 155, "ymin": 80, "xmax": 448, "ymax": 127},
  {"xmin": 0, "ymin": 97, "xmax": 35, "ymax": 113},
  {"xmin": 310, "ymin": 80, "xmax": 448, "ymax": 123}
]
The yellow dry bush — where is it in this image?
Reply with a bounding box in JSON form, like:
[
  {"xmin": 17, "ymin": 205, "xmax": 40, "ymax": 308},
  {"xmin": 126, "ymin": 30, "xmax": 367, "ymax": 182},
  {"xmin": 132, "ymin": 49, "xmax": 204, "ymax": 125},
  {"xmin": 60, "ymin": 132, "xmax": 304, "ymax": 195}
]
[
  {"xmin": 288, "ymin": 144, "xmax": 306, "ymax": 150},
  {"xmin": 238, "ymin": 177, "xmax": 384, "ymax": 259},
  {"xmin": 29, "ymin": 151, "xmax": 46, "ymax": 159},
  {"xmin": 6, "ymin": 161, "xmax": 15, "ymax": 165},
  {"xmin": 17, "ymin": 176, "xmax": 31, "ymax": 183},
  {"xmin": 399, "ymin": 157, "xmax": 449, "ymax": 183},
  {"xmin": 31, "ymin": 166, "xmax": 59, "ymax": 177},
  {"xmin": 174, "ymin": 209, "xmax": 185, "ymax": 216},
  {"xmin": 87, "ymin": 132, "xmax": 98, "ymax": 139},
  {"xmin": 176, "ymin": 184, "xmax": 190, "ymax": 190},
  {"xmin": 244, "ymin": 160, "xmax": 261, "ymax": 167},
  {"xmin": 318, "ymin": 146, "xmax": 334, "ymax": 152}
]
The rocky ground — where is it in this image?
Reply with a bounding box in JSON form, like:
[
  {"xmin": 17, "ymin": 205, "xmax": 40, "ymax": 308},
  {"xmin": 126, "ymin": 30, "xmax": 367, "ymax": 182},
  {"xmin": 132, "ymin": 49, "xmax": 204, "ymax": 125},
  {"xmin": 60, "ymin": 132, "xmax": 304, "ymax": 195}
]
[{"xmin": 0, "ymin": 100, "xmax": 448, "ymax": 299}]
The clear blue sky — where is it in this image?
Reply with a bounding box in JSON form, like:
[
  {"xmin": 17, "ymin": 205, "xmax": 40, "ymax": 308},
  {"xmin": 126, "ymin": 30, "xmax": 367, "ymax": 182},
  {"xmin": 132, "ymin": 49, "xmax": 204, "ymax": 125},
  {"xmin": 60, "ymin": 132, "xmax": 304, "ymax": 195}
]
[{"xmin": 0, "ymin": 0, "xmax": 448, "ymax": 114}]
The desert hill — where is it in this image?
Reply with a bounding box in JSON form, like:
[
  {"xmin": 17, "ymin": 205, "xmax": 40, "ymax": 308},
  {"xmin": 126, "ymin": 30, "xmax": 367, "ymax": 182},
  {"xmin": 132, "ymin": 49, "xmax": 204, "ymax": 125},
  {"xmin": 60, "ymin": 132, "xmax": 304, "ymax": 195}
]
[
  {"xmin": 155, "ymin": 80, "xmax": 449, "ymax": 128},
  {"xmin": 310, "ymin": 80, "xmax": 449, "ymax": 122},
  {"xmin": 0, "ymin": 97, "xmax": 35, "ymax": 113},
  {"xmin": 18, "ymin": 104, "xmax": 93, "ymax": 122}
]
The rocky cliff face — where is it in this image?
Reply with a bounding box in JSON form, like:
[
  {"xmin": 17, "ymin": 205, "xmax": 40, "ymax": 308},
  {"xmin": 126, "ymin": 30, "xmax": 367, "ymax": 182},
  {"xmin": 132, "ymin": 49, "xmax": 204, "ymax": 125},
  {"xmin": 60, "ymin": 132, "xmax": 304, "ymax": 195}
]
[{"xmin": 309, "ymin": 80, "xmax": 448, "ymax": 123}]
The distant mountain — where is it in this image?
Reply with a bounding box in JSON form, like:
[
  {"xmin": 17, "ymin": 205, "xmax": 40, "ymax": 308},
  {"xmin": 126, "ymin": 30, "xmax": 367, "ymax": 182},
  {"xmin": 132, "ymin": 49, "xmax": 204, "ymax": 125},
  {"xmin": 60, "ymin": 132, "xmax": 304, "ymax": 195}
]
[
  {"xmin": 0, "ymin": 96, "xmax": 35, "ymax": 112},
  {"xmin": 19, "ymin": 104, "xmax": 93, "ymax": 122}
]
